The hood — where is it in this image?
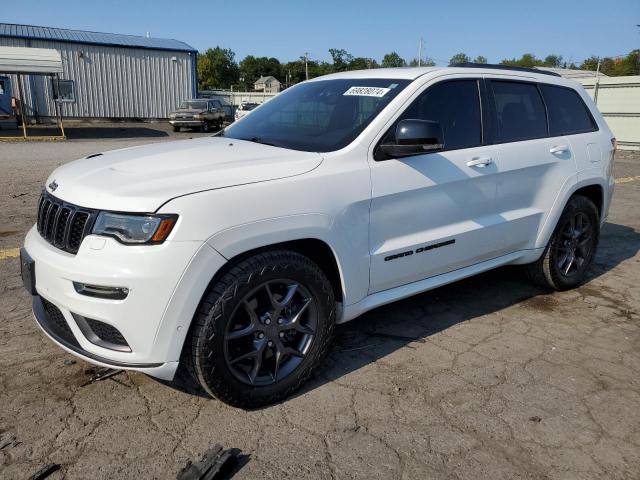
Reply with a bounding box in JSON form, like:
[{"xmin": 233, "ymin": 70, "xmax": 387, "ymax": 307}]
[
  {"xmin": 172, "ymin": 108, "xmax": 205, "ymax": 115},
  {"xmin": 45, "ymin": 137, "xmax": 323, "ymax": 212}
]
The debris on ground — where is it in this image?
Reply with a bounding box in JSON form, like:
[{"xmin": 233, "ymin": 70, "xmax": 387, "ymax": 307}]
[
  {"xmin": 29, "ymin": 463, "xmax": 61, "ymax": 480},
  {"xmin": 177, "ymin": 445, "xmax": 242, "ymax": 480},
  {"xmin": 529, "ymin": 416, "xmax": 542, "ymax": 423},
  {"xmin": 63, "ymin": 359, "xmax": 76, "ymax": 366},
  {"xmin": 0, "ymin": 432, "xmax": 20, "ymax": 450},
  {"xmin": 368, "ymin": 331, "xmax": 426, "ymax": 343},
  {"xmin": 80, "ymin": 367, "xmax": 124, "ymax": 386},
  {"xmin": 340, "ymin": 343, "xmax": 379, "ymax": 353}
]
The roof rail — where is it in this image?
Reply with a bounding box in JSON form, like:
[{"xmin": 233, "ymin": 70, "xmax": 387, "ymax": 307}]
[{"xmin": 450, "ymin": 62, "xmax": 562, "ymax": 77}]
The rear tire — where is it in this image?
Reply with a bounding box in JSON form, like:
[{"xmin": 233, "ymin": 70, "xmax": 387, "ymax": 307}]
[
  {"xmin": 172, "ymin": 126, "xmax": 180, "ymax": 132},
  {"xmin": 201, "ymin": 122, "xmax": 210, "ymax": 133},
  {"xmin": 179, "ymin": 250, "xmax": 335, "ymax": 408},
  {"xmin": 525, "ymin": 195, "xmax": 599, "ymax": 290}
]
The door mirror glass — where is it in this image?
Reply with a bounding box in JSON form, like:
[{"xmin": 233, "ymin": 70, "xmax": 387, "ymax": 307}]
[{"xmin": 379, "ymin": 119, "xmax": 444, "ymax": 158}]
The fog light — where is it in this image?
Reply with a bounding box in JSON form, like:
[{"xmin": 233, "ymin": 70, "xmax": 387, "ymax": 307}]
[{"xmin": 73, "ymin": 282, "xmax": 129, "ymax": 300}]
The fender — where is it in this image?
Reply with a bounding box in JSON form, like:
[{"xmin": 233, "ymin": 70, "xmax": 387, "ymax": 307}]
[
  {"xmin": 534, "ymin": 173, "xmax": 606, "ymax": 250},
  {"xmin": 206, "ymin": 213, "xmax": 370, "ymax": 308}
]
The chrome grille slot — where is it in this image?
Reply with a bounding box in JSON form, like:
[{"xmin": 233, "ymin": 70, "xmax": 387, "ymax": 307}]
[{"xmin": 36, "ymin": 192, "xmax": 97, "ymax": 254}]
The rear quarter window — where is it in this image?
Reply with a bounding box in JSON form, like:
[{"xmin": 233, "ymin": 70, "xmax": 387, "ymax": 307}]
[{"xmin": 539, "ymin": 84, "xmax": 597, "ymax": 136}]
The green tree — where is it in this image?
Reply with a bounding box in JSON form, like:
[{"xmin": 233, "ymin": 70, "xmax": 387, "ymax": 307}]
[
  {"xmin": 580, "ymin": 56, "xmax": 600, "ymax": 72},
  {"xmin": 473, "ymin": 55, "xmax": 487, "ymax": 64},
  {"xmin": 197, "ymin": 47, "xmax": 239, "ymax": 90},
  {"xmin": 382, "ymin": 52, "xmax": 407, "ymax": 68},
  {"xmin": 500, "ymin": 53, "xmax": 542, "ymax": 68},
  {"xmin": 409, "ymin": 57, "xmax": 436, "ymax": 67},
  {"xmin": 449, "ymin": 52, "xmax": 471, "ymax": 65},
  {"xmin": 239, "ymin": 55, "xmax": 282, "ymax": 87},
  {"xmin": 349, "ymin": 57, "xmax": 378, "ymax": 70},
  {"xmin": 281, "ymin": 56, "xmax": 332, "ymax": 84},
  {"xmin": 578, "ymin": 54, "xmax": 637, "ymax": 76},
  {"xmin": 329, "ymin": 48, "xmax": 354, "ymax": 72},
  {"xmin": 543, "ymin": 54, "xmax": 563, "ymax": 68}
]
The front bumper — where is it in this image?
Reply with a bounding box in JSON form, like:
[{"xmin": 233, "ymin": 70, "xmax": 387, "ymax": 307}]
[
  {"xmin": 24, "ymin": 225, "xmax": 227, "ymax": 379},
  {"xmin": 32, "ymin": 294, "xmax": 178, "ymax": 378},
  {"xmin": 169, "ymin": 120, "xmax": 204, "ymax": 127}
]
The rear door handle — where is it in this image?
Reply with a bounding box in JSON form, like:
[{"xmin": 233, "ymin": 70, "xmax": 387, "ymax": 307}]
[
  {"xmin": 466, "ymin": 156, "xmax": 493, "ymax": 167},
  {"xmin": 550, "ymin": 145, "xmax": 569, "ymax": 154}
]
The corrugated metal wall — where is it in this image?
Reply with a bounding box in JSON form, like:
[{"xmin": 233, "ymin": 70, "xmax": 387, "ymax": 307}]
[
  {"xmin": 0, "ymin": 37, "xmax": 195, "ymax": 119},
  {"xmin": 579, "ymin": 76, "xmax": 640, "ymax": 151}
]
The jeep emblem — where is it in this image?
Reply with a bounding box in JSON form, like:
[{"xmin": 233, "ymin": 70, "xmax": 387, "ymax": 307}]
[{"xmin": 48, "ymin": 180, "xmax": 58, "ymax": 191}]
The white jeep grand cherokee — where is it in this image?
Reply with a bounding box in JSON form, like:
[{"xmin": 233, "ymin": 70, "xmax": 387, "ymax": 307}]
[{"xmin": 22, "ymin": 65, "xmax": 615, "ymax": 407}]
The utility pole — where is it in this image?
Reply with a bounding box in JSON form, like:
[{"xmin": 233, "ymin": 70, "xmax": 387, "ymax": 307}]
[
  {"xmin": 594, "ymin": 59, "xmax": 601, "ymax": 106},
  {"xmin": 418, "ymin": 36, "xmax": 423, "ymax": 67},
  {"xmin": 304, "ymin": 52, "xmax": 309, "ymax": 80}
]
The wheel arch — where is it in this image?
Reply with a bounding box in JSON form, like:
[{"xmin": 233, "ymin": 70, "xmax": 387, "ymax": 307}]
[
  {"xmin": 169, "ymin": 235, "xmax": 349, "ymax": 380},
  {"xmin": 207, "ymin": 238, "xmax": 345, "ymax": 305},
  {"xmin": 535, "ymin": 178, "xmax": 605, "ymax": 249},
  {"xmin": 572, "ymin": 184, "xmax": 604, "ymax": 219}
]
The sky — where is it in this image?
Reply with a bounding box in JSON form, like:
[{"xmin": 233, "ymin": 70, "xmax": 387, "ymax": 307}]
[{"xmin": 3, "ymin": 0, "xmax": 639, "ymax": 65}]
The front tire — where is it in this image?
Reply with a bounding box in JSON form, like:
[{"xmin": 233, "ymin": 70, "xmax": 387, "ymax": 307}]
[
  {"xmin": 201, "ymin": 121, "xmax": 210, "ymax": 133},
  {"xmin": 180, "ymin": 250, "xmax": 335, "ymax": 408},
  {"xmin": 525, "ymin": 195, "xmax": 599, "ymax": 290}
]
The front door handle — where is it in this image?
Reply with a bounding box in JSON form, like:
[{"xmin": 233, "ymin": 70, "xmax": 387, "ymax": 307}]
[
  {"xmin": 550, "ymin": 145, "xmax": 569, "ymax": 154},
  {"xmin": 467, "ymin": 156, "xmax": 493, "ymax": 167}
]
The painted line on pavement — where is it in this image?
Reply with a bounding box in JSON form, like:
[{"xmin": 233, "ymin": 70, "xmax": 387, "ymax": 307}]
[
  {"xmin": 0, "ymin": 248, "xmax": 20, "ymax": 261},
  {"xmin": 615, "ymin": 175, "xmax": 640, "ymax": 184}
]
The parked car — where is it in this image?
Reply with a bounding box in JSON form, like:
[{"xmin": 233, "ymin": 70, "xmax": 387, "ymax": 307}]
[
  {"xmin": 234, "ymin": 102, "xmax": 259, "ymax": 121},
  {"xmin": 22, "ymin": 65, "xmax": 615, "ymax": 408},
  {"xmin": 169, "ymin": 99, "xmax": 225, "ymax": 132}
]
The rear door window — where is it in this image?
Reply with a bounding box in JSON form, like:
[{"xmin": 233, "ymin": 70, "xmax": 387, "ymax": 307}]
[
  {"xmin": 539, "ymin": 84, "xmax": 597, "ymax": 136},
  {"xmin": 490, "ymin": 81, "xmax": 547, "ymax": 143}
]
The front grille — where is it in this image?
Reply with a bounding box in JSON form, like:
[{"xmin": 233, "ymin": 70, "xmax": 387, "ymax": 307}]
[
  {"xmin": 40, "ymin": 297, "xmax": 80, "ymax": 348},
  {"xmin": 85, "ymin": 318, "xmax": 129, "ymax": 348},
  {"xmin": 36, "ymin": 192, "xmax": 97, "ymax": 254}
]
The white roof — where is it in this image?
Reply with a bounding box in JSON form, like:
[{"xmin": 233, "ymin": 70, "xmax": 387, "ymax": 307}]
[
  {"xmin": 576, "ymin": 74, "xmax": 640, "ymax": 86},
  {"xmin": 316, "ymin": 67, "xmax": 442, "ymax": 80},
  {"xmin": 313, "ymin": 66, "xmax": 571, "ymax": 83},
  {"xmin": 0, "ymin": 46, "xmax": 62, "ymax": 74},
  {"xmin": 535, "ymin": 67, "xmax": 608, "ymax": 79}
]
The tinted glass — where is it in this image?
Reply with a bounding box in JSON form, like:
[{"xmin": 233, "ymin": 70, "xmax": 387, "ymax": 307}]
[
  {"xmin": 394, "ymin": 80, "xmax": 482, "ymax": 150},
  {"xmin": 223, "ymin": 79, "xmax": 410, "ymax": 152},
  {"xmin": 539, "ymin": 84, "xmax": 596, "ymax": 136},
  {"xmin": 181, "ymin": 101, "xmax": 207, "ymax": 110},
  {"xmin": 491, "ymin": 81, "xmax": 547, "ymax": 142}
]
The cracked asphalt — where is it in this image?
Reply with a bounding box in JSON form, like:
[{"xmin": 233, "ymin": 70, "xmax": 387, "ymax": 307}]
[{"xmin": 1, "ymin": 127, "xmax": 639, "ymax": 479}]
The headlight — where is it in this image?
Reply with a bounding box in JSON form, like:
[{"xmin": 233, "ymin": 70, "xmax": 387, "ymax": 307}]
[
  {"xmin": 92, "ymin": 212, "xmax": 178, "ymax": 245},
  {"xmin": 193, "ymin": 114, "xmax": 202, "ymax": 120}
]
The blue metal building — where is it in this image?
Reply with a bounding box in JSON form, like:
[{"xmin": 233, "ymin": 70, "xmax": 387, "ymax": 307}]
[{"xmin": 0, "ymin": 23, "xmax": 197, "ymax": 119}]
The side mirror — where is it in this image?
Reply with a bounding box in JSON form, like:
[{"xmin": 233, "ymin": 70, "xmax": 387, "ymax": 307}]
[{"xmin": 378, "ymin": 119, "xmax": 444, "ymax": 159}]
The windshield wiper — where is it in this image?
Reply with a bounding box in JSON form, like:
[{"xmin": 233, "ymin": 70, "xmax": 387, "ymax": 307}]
[{"xmin": 245, "ymin": 137, "xmax": 278, "ymax": 147}]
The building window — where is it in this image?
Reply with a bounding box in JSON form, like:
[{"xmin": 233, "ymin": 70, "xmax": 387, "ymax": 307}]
[{"xmin": 52, "ymin": 79, "xmax": 75, "ymax": 102}]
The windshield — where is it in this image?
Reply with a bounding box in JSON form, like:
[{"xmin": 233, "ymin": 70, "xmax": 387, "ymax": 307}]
[
  {"xmin": 180, "ymin": 101, "xmax": 207, "ymax": 110},
  {"xmin": 223, "ymin": 78, "xmax": 410, "ymax": 152}
]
